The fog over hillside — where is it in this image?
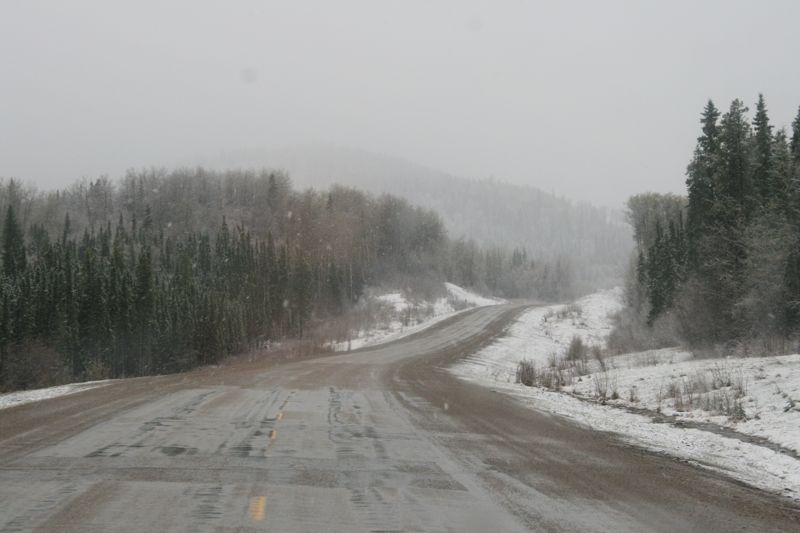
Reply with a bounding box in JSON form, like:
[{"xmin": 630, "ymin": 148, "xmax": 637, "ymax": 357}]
[{"xmin": 202, "ymin": 144, "xmax": 632, "ymax": 288}]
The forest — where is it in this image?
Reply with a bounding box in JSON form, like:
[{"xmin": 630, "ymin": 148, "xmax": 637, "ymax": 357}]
[
  {"xmin": 0, "ymin": 169, "xmax": 575, "ymax": 391},
  {"xmin": 614, "ymin": 96, "xmax": 800, "ymax": 352},
  {"xmin": 227, "ymin": 143, "xmax": 632, "ymax": 294}
]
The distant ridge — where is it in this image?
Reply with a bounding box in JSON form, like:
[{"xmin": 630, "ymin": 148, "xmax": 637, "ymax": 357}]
[{"xmin": 203, "ymin": 143, "xmax": 633, "ymax": 289}]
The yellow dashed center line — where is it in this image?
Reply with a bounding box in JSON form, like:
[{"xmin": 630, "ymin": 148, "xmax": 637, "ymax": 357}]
[
  {"xmin": 265, "ymin": 412, "xmax": 282, "ymax": 450},
  {"xmin": 249, "ymin": 496, "xmax": 266, "ymax": 521}
]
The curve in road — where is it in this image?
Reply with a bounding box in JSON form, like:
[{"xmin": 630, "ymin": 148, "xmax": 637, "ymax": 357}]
[{"xmin": 0, "ymin": 304, "xmax": 798, "ymax": 532}]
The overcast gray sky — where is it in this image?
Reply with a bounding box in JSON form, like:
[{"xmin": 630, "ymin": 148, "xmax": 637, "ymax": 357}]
[{"xmin": 1, "ymin": 0, "xmax": 798, "ymax": 207}]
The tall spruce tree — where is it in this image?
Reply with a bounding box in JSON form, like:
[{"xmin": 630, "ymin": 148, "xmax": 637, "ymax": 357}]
[
  {"xmin": 685, "ymin": 100, "xmax": 720, "ymax": 267},
  {"xmin": 791, "ymin": 107, "xmax": 800, "ymax": 217},
  {"xmin": 791, "ymin": 106, "xmax": 800, "ymax": 169},
  {"xmin": 770, "ymin": 129, "xmax": 792, "ymax": 212},
  {"xmin": 717, "ymin": 99, "xmax": 753, "ymax": 218},
  {"xmin": 752, "ymin": 94, "xmax": 774, "ymax": 207},
  {"xmin": 629, "ymin": 96, "xmax": 800, "ymax": 343},
  {"xmin": 2, "ymin": 205, "xmax": 26, "ymax": 279},
  {"xmin": 133, "ymin": 245, "xmax": 154, "ymax": 373}
]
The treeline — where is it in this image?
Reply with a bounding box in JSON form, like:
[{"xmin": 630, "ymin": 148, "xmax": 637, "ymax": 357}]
[
  {"xmin": 259, "ymin": 144, "xmax": 631, "ymax": 293},
  {"xmin": 447, "ymin": 240, "xmax": 574, "ymax": 301},
  {"xmin": 0, "ymin": 208, "xmax": 335, "ymax": 388},
  {"xmin": 0, "ymin": 169, "xmax": 573, "ymax": 390},
  {"xmin": 620, "ymin": 96, "xmax": 800, "ymax": 349}
]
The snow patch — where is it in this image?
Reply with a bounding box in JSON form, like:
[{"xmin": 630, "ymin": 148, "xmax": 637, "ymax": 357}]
[
  {"xmin": 333, "ymin": 283, "xmax": 503, "ymax": 351},
  {"xmin": 455, "ymin": 287, "xmax": 623, "ymax": 383},
  {"xmin": 563, "ymin": 353, "xmax": 800, "ymax": 456},
  {"xmin": 444, "ymin": 282, "xmax": 504, "ymax": 307},
  {"xmin": 0, "ymin": 380, "xmax": 111, "ymax": 410}
]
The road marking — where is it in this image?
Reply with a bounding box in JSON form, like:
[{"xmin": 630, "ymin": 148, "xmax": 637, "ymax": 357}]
[{"xmin": 249, "ymin": 496, "xmax": 266, "ymax": 521}]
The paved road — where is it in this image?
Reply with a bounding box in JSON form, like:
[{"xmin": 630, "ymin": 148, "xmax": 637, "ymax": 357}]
[{"xmin": 1, "ymin": 304, "xmax": 798, "ymax": 532}]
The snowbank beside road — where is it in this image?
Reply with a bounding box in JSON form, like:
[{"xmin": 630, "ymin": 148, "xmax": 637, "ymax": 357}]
[
  {"xmin": 452, "ymin": 288, "xmax": 800, "ymax": 501},
  {"xmin": 455, "ymin": 287, "xmax": 624, "ymax": 382},
  {"xmin": 444, "ymin": 282, "xmax": 501, "ymax": 307},
  {"xmin": 480, "ymin": 376, "xmax": 800, "ymax": 501},
  {"xmin": 0, "ymin": 380, "xmax": 111, "ymax": 410},
  {"xmin": 567, "ymin": 352, "xmax": 800, "ymax": 455},
  {"xmin": 333, "ymin": 283, "xmax": 503, "ymax": 351}
]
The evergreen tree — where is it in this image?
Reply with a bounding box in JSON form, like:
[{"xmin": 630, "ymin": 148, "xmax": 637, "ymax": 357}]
[
  {"xmin": 628, "ymin": 96, "xmax": 800, "ymax": 344},
  {"xmin": 717, "ymin": 99, "xmax": 753, "ymax": 218},
  {"xmin": 770, "ymin": 129, "xmax": 792, "ymax": 213},
  {"xmin": 291, "ymin": 252, "xmax": 312, "ymax": 336},
  {"xmin": 791, "ymin": 106, "xmax": 800, "ymax": 171},
  {"xmin": 62, "ymin": 213, "xmax": 72, "ymax": 246},
  {"xmin": 685, "ymin": 100, "xmax": 720, "ymax": 267},
  {"xmin": 790, "ymin": 107, "xmax": 800, "ymax": 218},
  {"xmin": 752, "ymin": 94, "xmax": 774, "ymax": 206},
  {"xmin": 2, "ymin": 205, "xmax": 26, "ymax": 278},
  {"xmin": 785, "ymin": 248, "xmax": 800, "ymax": 330},
  {"xmin": 133, "ymin": 246, "xmax": 154, "ymax": 373}
]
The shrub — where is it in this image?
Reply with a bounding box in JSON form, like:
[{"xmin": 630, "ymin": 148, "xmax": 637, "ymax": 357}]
[
  {"xmin": 591, "ymin": 372, "xmax": 619, "ymax": 403},
  {"xmin": 606, "ymin": 306, "xmax": 681, "ymax": 355},
  {"xmin": 515, "ymin": 357, "xmax": 572, "ymax": 390},
  {"xmin": 516, "ymin": 359, "xmax": 537, "ymax": 387},
  {"xmin": 628, "ymin": 385, "xmax": 639, "ymax": 402},
  {"xmin": 592, "ymin": 345, "xmax": 606, "ymax": 371},
  {"xmin": 2, "ymin": 341, "xmax": 70, "ymax": 391},
  {"xmin": 557, "ymin": 303, "xmax": 583, "ymax": 319},
  {"xmin": 594, "ymin": 372, "xmax": 610, "ymax": 403},
  {"xmin": 565, "ymin": 335, "xmax": 587, "ymax": 362}
]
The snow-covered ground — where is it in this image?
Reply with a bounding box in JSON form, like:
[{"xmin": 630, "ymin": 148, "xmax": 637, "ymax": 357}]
[
  {"xmin": 455, "ymin": 287, "xmax": 624, "ymax": 382},
  {"xmin": 0, "ymin": 380, "xmax": 111, "ymax": 410},
  {"xmin": 332, "ymin": 282, "xmax": 504, "ymax": 351},
  {"xmin": 565, "ymin": 352, "xmax": 800, "ymax": 455},
  {"xmin": 452, "ymin": 288, "xmax": 800, "ymax": 501}
]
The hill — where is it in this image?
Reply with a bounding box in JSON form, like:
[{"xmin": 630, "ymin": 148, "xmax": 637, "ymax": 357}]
[{"xmin": 205, "ymin": 144, "xmax": 632, "ymax": 290}]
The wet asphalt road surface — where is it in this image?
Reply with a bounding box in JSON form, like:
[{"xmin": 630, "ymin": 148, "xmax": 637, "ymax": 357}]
[{"xmin": 1, "ymin": 304, "xmax": 798, "ymax": 532}]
